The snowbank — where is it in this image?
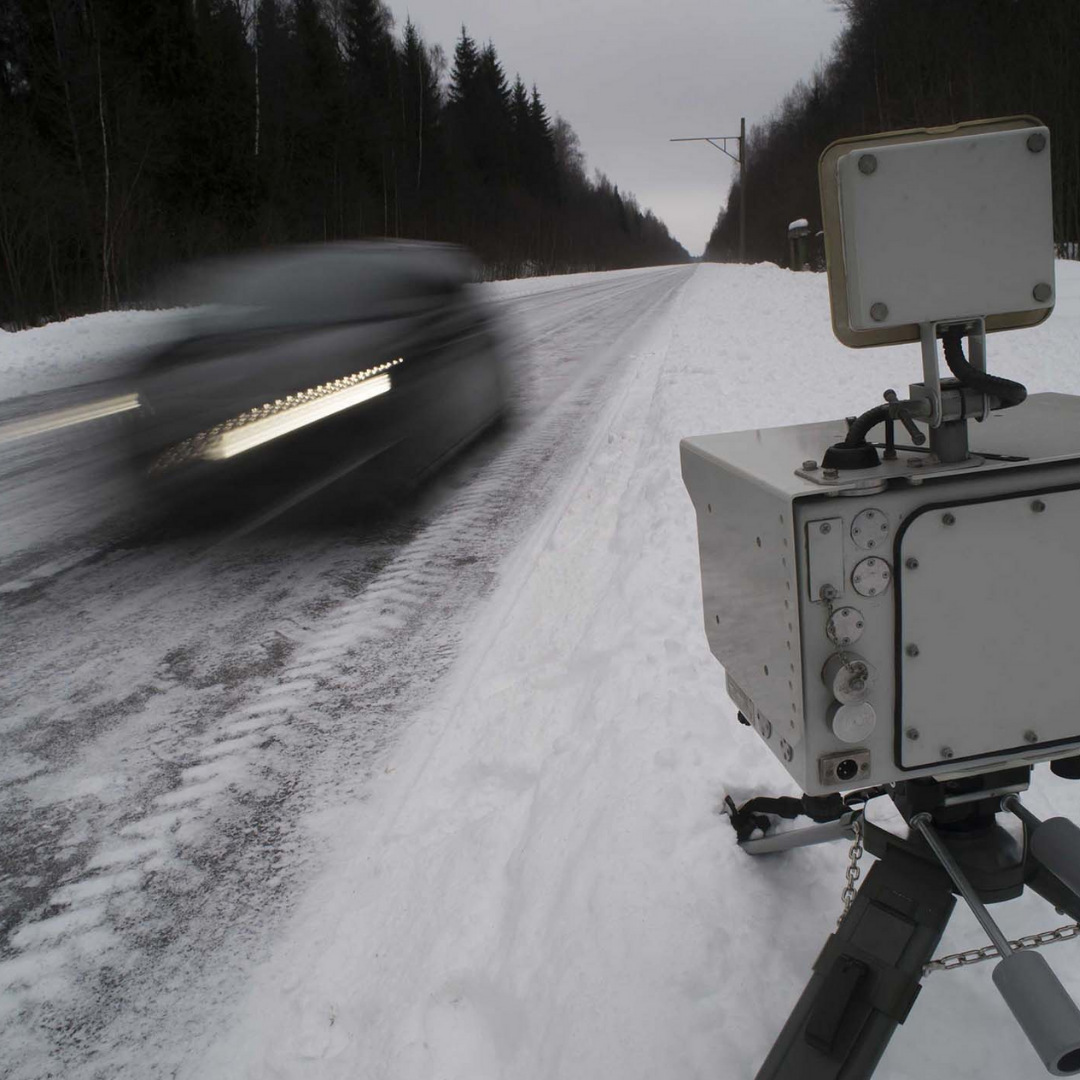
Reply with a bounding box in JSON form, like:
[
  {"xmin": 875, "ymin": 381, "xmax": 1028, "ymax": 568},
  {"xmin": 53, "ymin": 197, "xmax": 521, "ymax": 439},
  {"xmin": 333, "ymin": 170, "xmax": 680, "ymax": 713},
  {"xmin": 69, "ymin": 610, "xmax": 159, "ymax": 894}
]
[{"xmin": 0, "ymin": 267, "xmax": 679, "ymax": 402}]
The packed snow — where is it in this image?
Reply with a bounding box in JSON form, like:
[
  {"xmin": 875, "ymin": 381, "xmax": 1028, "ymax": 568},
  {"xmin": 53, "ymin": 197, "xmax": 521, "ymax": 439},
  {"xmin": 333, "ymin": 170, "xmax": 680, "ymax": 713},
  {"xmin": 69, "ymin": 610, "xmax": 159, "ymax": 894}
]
[{"xmin": 2, "ymin": 261, "xmax": 1080, "ymax": 1080}]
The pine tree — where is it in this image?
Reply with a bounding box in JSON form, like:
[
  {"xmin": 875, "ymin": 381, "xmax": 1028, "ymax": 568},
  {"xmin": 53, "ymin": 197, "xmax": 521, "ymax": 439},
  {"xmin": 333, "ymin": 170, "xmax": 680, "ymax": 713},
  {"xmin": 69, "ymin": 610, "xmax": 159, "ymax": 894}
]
[
  {"xmin": 509, "ymin": 75, "xmax": 531, "ymax": 187},
  {"xmin": 447, "ymin": 26, "xmax": 479, "ymax": 109}
]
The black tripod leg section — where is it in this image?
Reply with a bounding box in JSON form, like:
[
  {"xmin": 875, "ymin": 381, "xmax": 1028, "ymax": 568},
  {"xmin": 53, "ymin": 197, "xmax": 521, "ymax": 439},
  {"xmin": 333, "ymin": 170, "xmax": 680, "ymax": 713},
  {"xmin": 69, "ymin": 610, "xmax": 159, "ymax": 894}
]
[{"xmin": 755, "ymin": 847, "xmax": 956, "ymax": 1080}]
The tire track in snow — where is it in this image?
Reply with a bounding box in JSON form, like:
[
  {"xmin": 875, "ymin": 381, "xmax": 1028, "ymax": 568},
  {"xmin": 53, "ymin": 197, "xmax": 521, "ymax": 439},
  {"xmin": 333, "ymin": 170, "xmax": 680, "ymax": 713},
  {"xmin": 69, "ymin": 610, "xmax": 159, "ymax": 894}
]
[{"xmin": 0, "ymin": 266, "xmax": 693, "ymax": 1080}]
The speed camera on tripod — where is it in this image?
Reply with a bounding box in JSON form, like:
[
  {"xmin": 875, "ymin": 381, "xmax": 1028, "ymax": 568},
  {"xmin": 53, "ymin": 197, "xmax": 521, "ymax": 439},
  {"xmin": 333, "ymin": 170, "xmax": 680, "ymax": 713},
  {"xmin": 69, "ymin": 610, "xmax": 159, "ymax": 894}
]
[{"xmin": 681, "ymin": 116, "xmax": 1073, "ymax": 796}]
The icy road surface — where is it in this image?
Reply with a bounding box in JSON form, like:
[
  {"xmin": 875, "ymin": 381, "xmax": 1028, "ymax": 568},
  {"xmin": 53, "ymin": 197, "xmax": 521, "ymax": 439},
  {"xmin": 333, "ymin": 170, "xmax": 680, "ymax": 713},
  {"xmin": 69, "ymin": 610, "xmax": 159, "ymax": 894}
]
[{"xmin": 3, "ymin": 262, "xmax": 1080, "ymax": 1080}]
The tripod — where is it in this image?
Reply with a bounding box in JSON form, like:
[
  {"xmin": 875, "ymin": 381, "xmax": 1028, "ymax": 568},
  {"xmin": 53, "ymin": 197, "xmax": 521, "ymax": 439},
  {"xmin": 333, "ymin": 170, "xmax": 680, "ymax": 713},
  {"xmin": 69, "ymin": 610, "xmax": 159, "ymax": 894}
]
[{"xmin": 732, "ymin": 768, "xmax": 1080, "ymax": 1078}]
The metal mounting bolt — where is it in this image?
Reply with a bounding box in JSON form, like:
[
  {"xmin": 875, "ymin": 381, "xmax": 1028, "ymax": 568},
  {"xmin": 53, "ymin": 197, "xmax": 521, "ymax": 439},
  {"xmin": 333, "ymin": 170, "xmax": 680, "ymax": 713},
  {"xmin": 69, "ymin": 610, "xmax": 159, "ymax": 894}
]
[
  {"xmin": 905, "ymin": 557, "xmax": 919, "ymax": 570},
  {"xmin": 1033, "ymin": 282, "xmax": 1053, "ymax": 303},
  {"xmin": 1027, "ymin": 132, "xmax": 1047, "ymax": 154},
  {"xmin": 942, "ymin": 512, "xmax": 956, "ymax": 526},
  {"xmin": 1031, "ymin": 499, "xmax": 1046, "ymax": 513},
  {"xmin": 907, "ymin": 456, "xmax": 924, "ymax": 468},
  {"xmin": 819, "ymin": 522, "xmax": 832, "ymax": 534},
  {"xmin": 802, "ymin": 459, "xmax": 819, "ymax": 471},
  {"xmin": 820, "ymin": 584, "xmax": 838, "ymax": 601},
  {"xmin": 870, "ymin": 302, "xmax": 889, "ymax": 322},
  {"xmin": 858, "ymin": 154, "xmax": 878, "ymax": 175},
  {"xmin": 1024, "ymin": 730, "xmax": 1039, "ymax": 744},
  {"xmin": 823, "ymin": 467, "xmax": 839, "ymax": 480},
  {"xmin": 940, "ymin": 746, "xmax": 955, "ymax": 760},
  {"xmin": 905, "ymin": 643, "xmax": 920, "ymax": 658},
  {"xmin": 906, "ymin": 727, "xmax": 920, "ymax": 741}
]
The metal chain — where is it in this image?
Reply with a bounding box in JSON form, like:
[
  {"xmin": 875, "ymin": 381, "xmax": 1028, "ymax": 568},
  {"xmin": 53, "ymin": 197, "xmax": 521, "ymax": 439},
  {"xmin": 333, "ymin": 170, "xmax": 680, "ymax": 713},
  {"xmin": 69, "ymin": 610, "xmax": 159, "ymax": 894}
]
[
  {"xmin": 924, "ymin": 922, "xmax": 1080, "ymax": 975},
  {"xmin": 837, "ymin": 812, "xmax": 864, "ymax": 927}
]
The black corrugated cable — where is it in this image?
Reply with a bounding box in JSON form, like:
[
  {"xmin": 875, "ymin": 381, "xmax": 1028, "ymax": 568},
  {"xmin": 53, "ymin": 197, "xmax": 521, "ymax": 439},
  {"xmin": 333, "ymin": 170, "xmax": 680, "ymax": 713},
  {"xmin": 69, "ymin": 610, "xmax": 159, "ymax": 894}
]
[{"xmin": 941, "ymin": 325, "xmax": 1027, "ymax": 409}]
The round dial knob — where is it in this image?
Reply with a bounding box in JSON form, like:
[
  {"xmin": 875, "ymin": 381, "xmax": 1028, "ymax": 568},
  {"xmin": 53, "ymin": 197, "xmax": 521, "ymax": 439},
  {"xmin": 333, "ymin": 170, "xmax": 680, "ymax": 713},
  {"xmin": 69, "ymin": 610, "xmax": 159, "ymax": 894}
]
[
  {"xmin": 827, "ymin": 606, "xmax": 865, "ymax": 647},
  {"xmin": 851, "ymin": 508, "xmax": 890, "ymax": 551},
  {"xmin": 831, "ymin": 702, "xmax": 877, "ymax": 744},
  {"xmin": 852, "ymin": 557, "xmax": 891, "ymax": 598},
  {"xmin": 822, "ymin": 652, "xmax": 877, "ymax": 704}
]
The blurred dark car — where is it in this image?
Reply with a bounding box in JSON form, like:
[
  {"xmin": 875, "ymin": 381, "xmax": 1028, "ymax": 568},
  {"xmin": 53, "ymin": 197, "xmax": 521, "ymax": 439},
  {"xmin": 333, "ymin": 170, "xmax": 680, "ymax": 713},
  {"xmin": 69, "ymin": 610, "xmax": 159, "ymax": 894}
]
[{"xmin": 130, "ymin": 241, "xmax": 508, "ymax": 514}]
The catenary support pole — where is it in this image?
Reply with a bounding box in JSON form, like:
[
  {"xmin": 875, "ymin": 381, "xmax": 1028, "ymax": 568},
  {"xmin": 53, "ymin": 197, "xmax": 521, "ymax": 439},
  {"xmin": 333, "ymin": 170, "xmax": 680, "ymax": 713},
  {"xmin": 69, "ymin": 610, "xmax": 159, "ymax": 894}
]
[
  {"xmin": 669, "ymin": 123, "xmax": 747, "ymax": 262},
  {"xmin": 739, "ymin": 116, "xmax": 746, "ymax": 263}
]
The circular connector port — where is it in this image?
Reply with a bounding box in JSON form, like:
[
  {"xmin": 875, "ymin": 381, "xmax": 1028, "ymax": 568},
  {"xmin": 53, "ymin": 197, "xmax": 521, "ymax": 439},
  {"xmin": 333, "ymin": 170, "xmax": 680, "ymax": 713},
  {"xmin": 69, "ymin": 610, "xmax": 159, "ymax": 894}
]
[{"xmin": 835, "ymin": 758, "xmax": 859, "ymax": 783}]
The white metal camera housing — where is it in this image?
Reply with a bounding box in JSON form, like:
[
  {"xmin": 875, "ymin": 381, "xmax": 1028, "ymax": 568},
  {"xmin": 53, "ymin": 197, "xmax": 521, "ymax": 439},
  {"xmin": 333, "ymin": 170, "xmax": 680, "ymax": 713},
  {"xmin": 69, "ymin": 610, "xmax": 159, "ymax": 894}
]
[{"xmin": 683, "ymin": 118, "xmax": 1074, "ymax": 795}]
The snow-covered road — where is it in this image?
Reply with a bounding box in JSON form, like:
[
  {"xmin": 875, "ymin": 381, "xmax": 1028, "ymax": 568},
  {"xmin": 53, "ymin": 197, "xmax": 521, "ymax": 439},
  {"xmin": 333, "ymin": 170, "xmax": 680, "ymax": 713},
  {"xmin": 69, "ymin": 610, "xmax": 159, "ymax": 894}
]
[
  {"xmin": 0, "ymin": 265, "xmax": 692, "ymax": 1078},
  {"xmin": 3, "ymin": 261, "xmax": 1080, "ymax": 1080}
]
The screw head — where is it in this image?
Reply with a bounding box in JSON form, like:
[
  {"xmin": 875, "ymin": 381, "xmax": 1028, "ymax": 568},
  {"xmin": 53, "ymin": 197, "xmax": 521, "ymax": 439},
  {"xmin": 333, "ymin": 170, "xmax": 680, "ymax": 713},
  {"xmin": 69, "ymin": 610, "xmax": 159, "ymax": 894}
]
[
  {"xmin": 1031, "ymin": 499, "xmax": 1046, "ymax": 513},
  {"xmin": 1024, "ymin": 730, "xmax": 1039, "ymax": 744},
  {"xmin": 802, "ymin": 459, "xmax": 819, "ymax": 471},
  {"xmin": 858, "ymin": 153, "xmax": 878, "ymax": 175},
  {"xmin": 906, "ymin": 727, "xmax": 920, "ymax": 741},
  {"xmin": 905, "ymin": 557, "xmax": 919, "ymax": 570},
  {"xmin": 942, "ymin": 512, "xmax": 956, "ymax": 526},
  {"xmin": 820, "ymin": 522, "xmax": 832, "ymax": 534},
  {"xmin": 1027, "ymin": 131, "xmax": 1047, "ymax": 153},
  {"xmin": 906, "ymin": 643, "xmax": 920, "ymax": 658},
  {"xmin": 940, "ymin": 746, "xmax": 955, "ymax": 760},
  {"xmin": 1033, "ymin": 282, "xmax": 1053, "ymax": 303},
  {"xmin": 870, "ymin": 301, "xmax": 889, "ymax": 322}
]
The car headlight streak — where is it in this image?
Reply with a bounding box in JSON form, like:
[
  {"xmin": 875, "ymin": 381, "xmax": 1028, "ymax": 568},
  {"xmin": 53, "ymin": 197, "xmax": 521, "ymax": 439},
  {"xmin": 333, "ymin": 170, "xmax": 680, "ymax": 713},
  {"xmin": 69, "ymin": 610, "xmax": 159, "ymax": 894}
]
[
  {"xmin": 151, "ymin": 358, "xmax": 403, "ymax": 471},
  {"xmin": 0, "ymin": 393, "xmax": 141, "ymax": 446}
]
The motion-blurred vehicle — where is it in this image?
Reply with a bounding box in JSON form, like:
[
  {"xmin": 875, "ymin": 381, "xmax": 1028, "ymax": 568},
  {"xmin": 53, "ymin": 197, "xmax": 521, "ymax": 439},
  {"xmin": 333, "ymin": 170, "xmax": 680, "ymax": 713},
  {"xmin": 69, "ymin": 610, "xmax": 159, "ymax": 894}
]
[{"xmin": 129, "ymin": 241, "xmax": 508, "ymax": 513}]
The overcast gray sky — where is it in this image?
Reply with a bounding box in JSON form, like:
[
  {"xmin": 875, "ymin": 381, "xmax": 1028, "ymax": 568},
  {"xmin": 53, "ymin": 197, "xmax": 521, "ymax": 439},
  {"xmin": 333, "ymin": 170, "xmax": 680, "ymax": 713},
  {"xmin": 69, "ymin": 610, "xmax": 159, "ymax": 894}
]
[{"xmin": 390, "ymin": 0, "xmax": 846, "ymax": 256}]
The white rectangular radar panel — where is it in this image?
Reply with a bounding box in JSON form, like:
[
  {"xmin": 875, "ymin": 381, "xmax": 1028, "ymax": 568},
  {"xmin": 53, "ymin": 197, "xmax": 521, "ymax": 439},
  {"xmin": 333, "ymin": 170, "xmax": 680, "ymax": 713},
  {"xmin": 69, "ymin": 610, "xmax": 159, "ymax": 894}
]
[{"xmin": 838, "ymin": 127, "xmax": 1054, "ymax": 332}]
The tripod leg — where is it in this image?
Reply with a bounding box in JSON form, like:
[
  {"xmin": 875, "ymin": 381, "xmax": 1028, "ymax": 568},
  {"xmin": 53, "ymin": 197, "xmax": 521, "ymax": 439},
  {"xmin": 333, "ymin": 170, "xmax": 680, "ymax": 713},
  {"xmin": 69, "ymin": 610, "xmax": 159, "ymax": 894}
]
[{"xmin": 755, "ymin": 847, "xmax": 956, "ymax": 1080}]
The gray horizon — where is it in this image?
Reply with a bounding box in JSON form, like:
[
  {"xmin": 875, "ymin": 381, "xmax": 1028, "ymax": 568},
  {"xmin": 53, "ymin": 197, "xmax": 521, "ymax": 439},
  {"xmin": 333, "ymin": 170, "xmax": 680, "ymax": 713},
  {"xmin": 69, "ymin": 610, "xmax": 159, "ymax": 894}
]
[{"xmin": 388, "ymin": 0, "xmax": 846, "ymax": 256}]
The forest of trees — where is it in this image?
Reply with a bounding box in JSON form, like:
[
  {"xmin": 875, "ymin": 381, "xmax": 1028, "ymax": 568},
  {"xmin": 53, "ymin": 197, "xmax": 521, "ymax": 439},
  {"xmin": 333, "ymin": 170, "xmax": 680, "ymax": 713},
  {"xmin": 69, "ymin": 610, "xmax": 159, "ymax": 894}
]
[
  {"xmin": 0, "ymin": 0, "xmax": 688, "ymax": 328},
  {"xmin": 706, "ymin": 0, "xmax": 1080, "ymax": 267}
]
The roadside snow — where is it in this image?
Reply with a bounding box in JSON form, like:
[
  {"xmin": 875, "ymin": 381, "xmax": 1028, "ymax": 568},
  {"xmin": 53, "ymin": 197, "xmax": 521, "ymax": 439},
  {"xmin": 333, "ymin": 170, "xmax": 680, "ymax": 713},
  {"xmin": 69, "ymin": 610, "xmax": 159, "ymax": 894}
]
[
  {"xmin": 193, "ymin": 260, "xmax": 1080, "ymax": 1080},
  {"xmin": 0, "ymin": 309, "xmax": 197, "ymax": 399},
  {"xmin": 0, "ymin": 267, "xmax": 674, "ymax": 401}
]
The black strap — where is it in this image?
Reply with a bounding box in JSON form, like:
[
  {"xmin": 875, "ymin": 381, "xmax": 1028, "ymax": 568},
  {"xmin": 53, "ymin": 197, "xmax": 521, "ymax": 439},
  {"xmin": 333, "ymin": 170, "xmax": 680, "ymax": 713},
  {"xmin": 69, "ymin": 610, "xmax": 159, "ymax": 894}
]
[
  {"xmin": 806, "ymin": 957, "xmax": 868, "ymax": 1054},
  {"xmin": 725, "ymin": 792, "xmax": 846, "ymax": 842},
  {"xmin": 812, "ymin": 935, "xmax": 923, "ymax": 1025}
]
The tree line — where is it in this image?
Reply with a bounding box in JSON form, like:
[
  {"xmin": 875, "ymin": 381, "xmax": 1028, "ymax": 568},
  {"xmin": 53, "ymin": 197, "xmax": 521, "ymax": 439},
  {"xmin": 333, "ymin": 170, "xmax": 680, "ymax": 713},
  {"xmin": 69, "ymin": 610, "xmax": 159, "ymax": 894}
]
[
  {"xmin": 0, "ymin": 0, "xmax": 688, "ymax": 328},
  {"xmin": 706, "ymin": 0, "xmax": 1080, "ymax": 266}
]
